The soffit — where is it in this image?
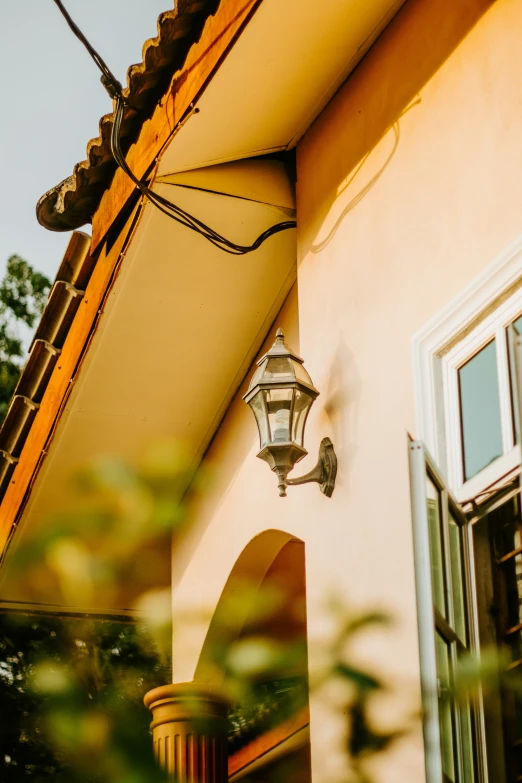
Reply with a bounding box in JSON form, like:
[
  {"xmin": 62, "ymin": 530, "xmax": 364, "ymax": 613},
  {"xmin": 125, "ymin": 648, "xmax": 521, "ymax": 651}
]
[
  {"xmin": 37, "ymin": 0, "xmax": 406, "ymax": 232},
  {"xmin": 1, "ymin": 159, "xmax": 295, "ymax": 611},
  {"xmin": 157, "ymin": 0, "xmax": 406, "ymax": 175}
]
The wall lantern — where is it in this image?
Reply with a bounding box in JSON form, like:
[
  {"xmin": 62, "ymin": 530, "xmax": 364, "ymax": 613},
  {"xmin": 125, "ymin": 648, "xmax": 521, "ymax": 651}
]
[{"xmin": 243, "ymin": 329, "xmax": 337, "ymax": 498}]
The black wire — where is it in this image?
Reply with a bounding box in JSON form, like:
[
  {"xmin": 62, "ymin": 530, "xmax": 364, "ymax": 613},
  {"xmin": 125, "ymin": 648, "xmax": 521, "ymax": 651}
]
[
  {"xmin": 110, "ymin": 94, "xmax": 296, "ymax": 255},
  {"xmin": 52, "ymin": 0, "xmax": 297, "ymax": 254},
  {"xmin": 52, "ymin": 0, "xmax": 123, "ymax": 99}
]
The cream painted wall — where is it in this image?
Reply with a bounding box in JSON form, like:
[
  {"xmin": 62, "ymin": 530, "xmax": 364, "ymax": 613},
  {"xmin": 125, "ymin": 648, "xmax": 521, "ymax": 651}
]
[
  {"xmin": 171, "ymin": 0, "xmax": 522, "ymax": 781},
  {"xmin": 170, "ymin": 287, "xmax": 303, "ymax": 680}
]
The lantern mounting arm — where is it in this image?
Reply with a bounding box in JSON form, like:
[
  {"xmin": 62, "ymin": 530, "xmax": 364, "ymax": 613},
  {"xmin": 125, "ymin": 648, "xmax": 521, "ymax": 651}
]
[{"xmin": 285, "ymin": 438, "xmax": 337, "ymax": 497}]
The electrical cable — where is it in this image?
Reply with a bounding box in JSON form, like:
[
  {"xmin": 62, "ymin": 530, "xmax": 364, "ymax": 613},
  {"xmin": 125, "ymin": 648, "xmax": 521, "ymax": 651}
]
[
  {"xmin": 52, "ymin": 0, "xmax": 297, "ymax": 254},
  {"xmin": 52, "ymin": 0, "xmax": 123, "ymax": 100},
  {"xmin": 110, "ymin": 95, "xmax": 296, "ymax": 254}
]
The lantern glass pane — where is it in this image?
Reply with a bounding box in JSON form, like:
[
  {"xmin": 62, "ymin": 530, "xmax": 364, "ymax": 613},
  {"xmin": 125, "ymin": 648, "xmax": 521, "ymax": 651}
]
[
  {"xmin": 293, "ymin": 361, "xmax": 314, "ymax": 386},
  {"xmin": 249, "ymin": 391, "xmax": 270, "ymax": 449},
  {"xmin": 249, "ymin": 360, "xmax": 266, "ymax": 389},
  {"xmin": 266, "ymin": 388, "xmax": 293, "ymax": 443},
  {"xmin": 292, "ymin": 389, "xmax": 314, "ymax": 447},
  {"xmin": 264, "ymin": 357, "xmax": 296, "ymax": 379}
]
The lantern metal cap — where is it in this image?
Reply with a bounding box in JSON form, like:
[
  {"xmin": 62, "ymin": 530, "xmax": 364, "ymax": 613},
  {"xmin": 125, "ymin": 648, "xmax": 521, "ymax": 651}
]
[
  {"xmin": 243, "ymin": 328, "xmax": 319, "ymax": 403},
  {"xmin": 264, "ymin": 328, "xmax": 303, "ymax": 361}
]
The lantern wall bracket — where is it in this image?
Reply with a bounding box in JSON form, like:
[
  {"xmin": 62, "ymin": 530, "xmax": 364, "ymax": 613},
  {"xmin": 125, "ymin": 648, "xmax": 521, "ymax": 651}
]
[{"xmin": 286, "ymin": 437, "xmax": 337, "ymax": 497}]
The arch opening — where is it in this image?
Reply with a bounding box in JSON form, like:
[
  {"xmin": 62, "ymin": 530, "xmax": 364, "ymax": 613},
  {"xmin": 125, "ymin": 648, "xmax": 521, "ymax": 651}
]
[{"xmin": 195, "ymin": 529, "xmax": 311, "ymax": 783}]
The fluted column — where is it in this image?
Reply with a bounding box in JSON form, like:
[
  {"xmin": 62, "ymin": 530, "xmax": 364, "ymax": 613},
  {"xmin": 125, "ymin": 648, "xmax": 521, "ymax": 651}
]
[{"xmin": 144, "ymin": 683, "xmax": 229, "ymax": 783}]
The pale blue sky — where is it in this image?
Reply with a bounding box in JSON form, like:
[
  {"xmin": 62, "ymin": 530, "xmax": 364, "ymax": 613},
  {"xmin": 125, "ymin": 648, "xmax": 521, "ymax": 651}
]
[{"xmin": 0, "ymin": 1, "xmax": 172, "ymax": 280}]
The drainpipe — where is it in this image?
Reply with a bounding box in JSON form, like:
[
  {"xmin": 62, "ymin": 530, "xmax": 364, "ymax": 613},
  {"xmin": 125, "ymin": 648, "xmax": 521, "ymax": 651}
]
[{"xmin": 144, "ymin": 683, "xmax": 229, "ymax": 782}]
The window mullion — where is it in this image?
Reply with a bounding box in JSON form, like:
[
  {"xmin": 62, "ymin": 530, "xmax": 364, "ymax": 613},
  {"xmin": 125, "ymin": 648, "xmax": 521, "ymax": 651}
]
[
  {"xmin": 411, "ymin": 441, "xmax": 489, "ymax": 783},
  {"xmin": 510, "ymin": 325, "xmax": 522, "ymax": 446},
  {"xmin": 443, "ymin": 358, "xmax": 464, "ymax": 488},
  {"xmin": 496, "ymin": 324, "xmax": 514, "ymax": 455},
  {"xmin": 438, "ymin": 490, "xmax": 466, "ymax": 783},
  {"xmin": 441, "ymin": 489, "xmax": 456, "ymax": 632}
]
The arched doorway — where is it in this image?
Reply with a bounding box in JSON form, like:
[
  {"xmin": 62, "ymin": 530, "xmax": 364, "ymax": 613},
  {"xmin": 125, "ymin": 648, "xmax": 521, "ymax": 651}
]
[{"xmin": 196, "ymin": 530, "xmax": 311, "ymax": 783}]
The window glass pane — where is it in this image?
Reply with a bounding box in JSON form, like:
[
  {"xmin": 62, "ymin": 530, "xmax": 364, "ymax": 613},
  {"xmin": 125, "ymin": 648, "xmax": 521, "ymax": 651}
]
[
  {"xmin": 435, "ymin": 632, "xmax": 456, "ymax": 782},
  {"xmin": 498, "ymin": 498, "xmax": 521, "ymax": 560},
  {"xmin": 449, "ymin": 514, "xmax": 467, "ymax": 646},
  {"xmin": 505, "ymin": 552, "xmax": 522, "ymax": 634},
  {"xmin": 489, "ymin": 498, "xmax": 522, "ymax": 667},
  {"xmin": 427, "ymin": 477, "xmax": 446, "ymax": 617},
  {"xmin": 508, "ymin": 315, "xmax": 522, "ymax": 445},
  {"xmin": 459, "ymin": 340, "xmax": 503, "ymax": 481},
  {"xmin": 458, "ymin": 689, "xmax": 476, "ymax": 783}
]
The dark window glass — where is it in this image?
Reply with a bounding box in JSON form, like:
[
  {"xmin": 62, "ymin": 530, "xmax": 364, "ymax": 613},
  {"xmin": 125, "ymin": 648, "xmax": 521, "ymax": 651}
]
[
  {"xmin": 481, "ymin": 496, "xmax": 522, "ymax": 780},
  {"xmin": 458, "ymin": 687, "xmax": 476, "ymax": 783},
  {"xmin": 459, "ymin": 340, "xmax": 503, "ymax": 481},
  {"xmin": 435, "ymin": 632, "xmax": 456, "ymax": 782},
  {"xmin": 427, "ymin": 477, "xmax": 446, "ymax": 617},
  {"xmin": 449, "ymin": 514, "xmax": 467, "ymax": 645}
]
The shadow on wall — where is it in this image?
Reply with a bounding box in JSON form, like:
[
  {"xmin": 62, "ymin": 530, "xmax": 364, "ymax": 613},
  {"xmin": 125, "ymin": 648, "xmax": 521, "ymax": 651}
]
[
  {"xmin": 317, "ymin": 336, "xmax": 362, "ymax": 496},
  {"xmin": 297, "ymin": 0, "xmax": 495, "ymax": 256},
  {"xmin": 310, "ymin": 98, "xmax": 421, "ymax": 253}
]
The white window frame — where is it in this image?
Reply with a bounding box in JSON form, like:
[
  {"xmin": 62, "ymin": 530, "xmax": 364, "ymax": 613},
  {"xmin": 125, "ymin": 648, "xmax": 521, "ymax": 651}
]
[
  {"xmin": 412, "ymin": 235, "xmax": 522, "ymax": 502},
  {"xmin": 443, "ymin": 290, "xmax": 522, "ymax": 497}
]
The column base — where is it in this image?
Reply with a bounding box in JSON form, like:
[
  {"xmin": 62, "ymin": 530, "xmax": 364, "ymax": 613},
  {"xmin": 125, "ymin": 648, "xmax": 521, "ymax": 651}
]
[{"xmin": 144, "ymin": 682, "xmax": 230, "ymax": 782}]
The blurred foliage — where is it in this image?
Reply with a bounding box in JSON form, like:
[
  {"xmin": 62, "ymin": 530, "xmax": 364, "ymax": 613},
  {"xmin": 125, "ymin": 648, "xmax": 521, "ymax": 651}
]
[
  {"xmin": 314, "ymin": 609, "xmax": 415, "ymax": 783},
  {"xmin": 0, "ymin": 255, "xmax": 51, "ymax": 421},
  {"xmin": 0, "ymin": 252, "xmax": 421, "ymax": 780},
  {"xmin": 9, "ymin": 442, "xmax": 199, "ymax": 653},
  {"xmin": 0, "ymin": 260, "xmax": 516, "ymax": 781},
  {"xmin": 1, "ymin": 439, "xmax": 422, "ymax": 783},
  {"xmin": 1, "ymin": 441, "xmax": 196, "ymax": 782},
  {"xmin": 0, "ymin": 612, "xmax": 169, "ymax": 783}
]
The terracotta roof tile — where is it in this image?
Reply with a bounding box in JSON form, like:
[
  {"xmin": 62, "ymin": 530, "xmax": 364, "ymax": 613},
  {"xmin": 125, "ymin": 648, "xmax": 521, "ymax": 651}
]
[{"xmin": 36, "ymin": 0, "xmax": 219, "ymax": 232}]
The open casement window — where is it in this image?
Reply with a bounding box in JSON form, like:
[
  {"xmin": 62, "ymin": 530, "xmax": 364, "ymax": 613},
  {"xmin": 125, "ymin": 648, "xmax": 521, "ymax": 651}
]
[
  {"xmin": 442, "ymin": 292, "xmax": 522, "ymax": 500},
  {"xmin": 409, "ymin": 442, "xmax": 487, "ymax": 783},
  {"xmin": 412, "ymin": 249, "xmax": 522, "ymax": 782}
]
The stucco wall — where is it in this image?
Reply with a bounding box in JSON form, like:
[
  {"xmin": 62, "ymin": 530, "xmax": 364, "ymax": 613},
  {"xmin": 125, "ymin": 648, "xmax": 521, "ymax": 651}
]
[{"xmin": 171, "ymin": 0, "xmax": 522, "ymax": 781}]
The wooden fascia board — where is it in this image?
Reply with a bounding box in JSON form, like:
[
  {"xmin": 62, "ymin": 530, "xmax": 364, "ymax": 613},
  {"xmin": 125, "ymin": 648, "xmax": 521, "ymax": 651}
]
[
  {"xmin": 91, "ymin": 0, "xmax": 262, "ymax": 253},
  {"xmin": 0, "ymin": 204, "xmax": 144, "ymax": 560}
]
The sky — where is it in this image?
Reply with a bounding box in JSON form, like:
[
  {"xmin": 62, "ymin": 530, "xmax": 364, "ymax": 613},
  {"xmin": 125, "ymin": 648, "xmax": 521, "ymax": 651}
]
[{"xmin": 0, "ymin": 1, "xmax": 172, "ymax": 281}]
